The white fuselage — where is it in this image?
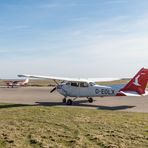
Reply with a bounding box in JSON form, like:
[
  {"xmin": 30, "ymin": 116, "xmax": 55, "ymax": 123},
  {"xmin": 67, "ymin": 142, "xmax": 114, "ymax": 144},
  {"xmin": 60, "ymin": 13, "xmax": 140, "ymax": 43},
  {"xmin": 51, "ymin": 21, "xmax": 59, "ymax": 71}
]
[{"xmin": 56, "ymin": 82, "xmax": 123, "ymax": 97}]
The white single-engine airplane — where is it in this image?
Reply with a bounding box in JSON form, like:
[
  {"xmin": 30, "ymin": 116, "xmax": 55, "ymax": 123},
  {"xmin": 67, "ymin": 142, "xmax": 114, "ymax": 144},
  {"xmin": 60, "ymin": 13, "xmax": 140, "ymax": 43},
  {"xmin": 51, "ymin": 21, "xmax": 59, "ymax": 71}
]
[
  {"xmin": 18, "ymin": 68, "xmax": 148, "ymax": 105},
  {"xmin": 5, "ymin": 78, "xmax": 29, "ymax": 88}
]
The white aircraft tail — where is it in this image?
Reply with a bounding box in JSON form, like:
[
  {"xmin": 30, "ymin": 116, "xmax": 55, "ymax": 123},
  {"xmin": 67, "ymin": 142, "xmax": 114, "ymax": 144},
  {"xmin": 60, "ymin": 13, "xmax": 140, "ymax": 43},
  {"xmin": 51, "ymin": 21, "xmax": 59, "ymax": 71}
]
[{"xmin": 23, "ymin": 78, "xmax": 29, "ymax": 85}]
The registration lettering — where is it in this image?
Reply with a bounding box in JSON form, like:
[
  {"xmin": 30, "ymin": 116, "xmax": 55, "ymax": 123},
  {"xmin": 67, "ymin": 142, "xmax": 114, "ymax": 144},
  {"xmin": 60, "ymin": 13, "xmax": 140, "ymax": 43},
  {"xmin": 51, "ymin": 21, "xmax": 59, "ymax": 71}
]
[{"xmin": 95, "ymin": 89, "xmax": 115, "ymax": 95}]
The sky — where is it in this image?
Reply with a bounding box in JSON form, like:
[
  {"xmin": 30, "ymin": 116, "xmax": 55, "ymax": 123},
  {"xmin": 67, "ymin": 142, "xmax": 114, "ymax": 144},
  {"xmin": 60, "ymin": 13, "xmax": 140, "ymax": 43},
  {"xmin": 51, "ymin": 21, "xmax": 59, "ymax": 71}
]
[{"xmin": 0, "ymin": 0, "xmax": 148, "ymax": 79}]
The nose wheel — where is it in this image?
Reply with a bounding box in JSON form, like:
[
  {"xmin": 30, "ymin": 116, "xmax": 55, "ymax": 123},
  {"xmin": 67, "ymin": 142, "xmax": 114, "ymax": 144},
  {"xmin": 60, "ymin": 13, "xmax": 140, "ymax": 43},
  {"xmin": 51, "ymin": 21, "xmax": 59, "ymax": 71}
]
[
  {"xmin": 62, "ymin": 97, "xmax": 78, "ymax": 105},
  {"xmin": 62, "ymin": 98, "xmax": 67, "ymax": 103},
  {"xmin": 62, "ymin": 98, "xmax": 73, "ymax": 105},
  {"xmin": 62, "ymin": 97, "xmax": 93, "ymax": 105}
]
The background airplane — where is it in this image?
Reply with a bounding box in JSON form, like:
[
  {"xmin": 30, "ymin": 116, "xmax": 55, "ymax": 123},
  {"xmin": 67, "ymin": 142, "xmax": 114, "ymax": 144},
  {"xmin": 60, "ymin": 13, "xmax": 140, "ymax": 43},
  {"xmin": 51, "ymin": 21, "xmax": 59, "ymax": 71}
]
[
  {"xmin": 18, "ymin": 68, "xmax": 148, "ymax": 105},
  {"xmin": 5, "ymin": 78, "xmax": 29, "ymax": 88}
]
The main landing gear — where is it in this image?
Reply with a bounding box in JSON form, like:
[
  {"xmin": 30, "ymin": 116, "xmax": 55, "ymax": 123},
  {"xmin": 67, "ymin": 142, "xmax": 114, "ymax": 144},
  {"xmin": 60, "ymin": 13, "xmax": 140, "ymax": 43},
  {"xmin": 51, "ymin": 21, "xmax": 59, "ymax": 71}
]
[
  {"xmin": 62, "ymin": 97, "xmax": 94, "ymax": 105},
  {"xmin": 87, "ymin": 97, "xmax": 93, "ymax": 103},
  {"xmin": 66, "ymin": 99, "xmax": 73, "ymax": 105}
]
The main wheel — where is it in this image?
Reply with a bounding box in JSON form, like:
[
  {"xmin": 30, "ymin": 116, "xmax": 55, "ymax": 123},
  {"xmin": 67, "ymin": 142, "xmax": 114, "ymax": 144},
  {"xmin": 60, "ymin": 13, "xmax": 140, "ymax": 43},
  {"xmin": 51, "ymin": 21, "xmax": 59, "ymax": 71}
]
[
  {"xmin": 88, "ymin": 97, "xmax": 93, "ymax": 103},
  {"xmin": 66, "ymin": 99, "xmax": 73, "ymax": 105},
  {"xmin": 62, "ymin": 98, "xmax": 66, "ymax": 103}
]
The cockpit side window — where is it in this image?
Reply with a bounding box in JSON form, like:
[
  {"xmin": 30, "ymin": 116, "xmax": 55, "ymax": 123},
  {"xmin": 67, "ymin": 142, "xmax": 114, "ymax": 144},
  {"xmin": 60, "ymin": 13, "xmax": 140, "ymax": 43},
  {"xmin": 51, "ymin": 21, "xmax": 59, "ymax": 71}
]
[
  {"xmin": 71, "ymin": 82, "xmax": 79, "ymax": 87},
  {"xmin": 80, "ymin": 82, "xmax": 89, "ymax": 87}
]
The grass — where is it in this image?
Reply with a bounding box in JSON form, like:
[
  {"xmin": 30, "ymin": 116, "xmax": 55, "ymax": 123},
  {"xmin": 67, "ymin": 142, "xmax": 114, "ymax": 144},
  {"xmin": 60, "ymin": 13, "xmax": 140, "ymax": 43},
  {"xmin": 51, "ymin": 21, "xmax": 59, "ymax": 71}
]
[{"xmin": 0, "ymin": 104, "xmax": 147, "ymax": 148}]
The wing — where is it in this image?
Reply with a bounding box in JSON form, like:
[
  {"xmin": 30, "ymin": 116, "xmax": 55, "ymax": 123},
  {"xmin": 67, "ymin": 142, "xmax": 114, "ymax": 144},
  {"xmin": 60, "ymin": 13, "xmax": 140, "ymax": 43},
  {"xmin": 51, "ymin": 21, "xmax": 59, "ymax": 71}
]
[
  {"xmin": 87, "ymin": 78, "xmax": 122, "ymax": 82},
  {"xmin": 18, "ymin": 74, "xmax": 122, "ymax": 83}
]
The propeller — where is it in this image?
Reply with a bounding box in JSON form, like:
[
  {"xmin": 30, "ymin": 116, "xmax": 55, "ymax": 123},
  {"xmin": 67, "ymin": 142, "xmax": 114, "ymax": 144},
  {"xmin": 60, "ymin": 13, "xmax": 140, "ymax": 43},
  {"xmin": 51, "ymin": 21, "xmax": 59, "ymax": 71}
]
[
  {"xmin": 50, "ymin": 80, "xmax": 64, "ymax": 93},
  {"xmin": 50, "ymin": 87, "xmax": 56, "ymax": 93}
]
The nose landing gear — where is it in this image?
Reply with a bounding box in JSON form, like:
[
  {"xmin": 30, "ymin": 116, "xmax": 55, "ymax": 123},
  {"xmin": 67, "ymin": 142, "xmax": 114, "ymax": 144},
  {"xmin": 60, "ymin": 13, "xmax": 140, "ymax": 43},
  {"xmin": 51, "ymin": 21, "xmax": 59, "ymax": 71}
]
[
  {"xmin": 62, "ymin": 98, "xmax": 67, "ymax": 103},
  {"xmin": 62, "ymin": 97, "xmax": 73, "ymax": 105},
  {"xmin": 62, "ymin": 97, "xmax": 93, "ymax": 105},
  {"xmin": 62, "ymin": 97, "xmax": 76, "ymax": 105}
]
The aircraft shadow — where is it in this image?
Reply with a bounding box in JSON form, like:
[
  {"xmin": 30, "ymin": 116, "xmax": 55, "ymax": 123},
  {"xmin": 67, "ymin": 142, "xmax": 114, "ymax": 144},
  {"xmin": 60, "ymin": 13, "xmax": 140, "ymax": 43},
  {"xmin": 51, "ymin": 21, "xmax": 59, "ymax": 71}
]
[
  {"xmin": 35, "ymin": 100, "xmax": 135, "ymax": 111},
  {"xmin": 0, "ymin": 104, "xmax": 32, "ymax": 109},
  {"xmin": 0, "ymin": 100, "xmax": 135, "ymax": 111},
  {"xmin": 96, "ymin": 105, "xmax": 135, "ymax": 111}
]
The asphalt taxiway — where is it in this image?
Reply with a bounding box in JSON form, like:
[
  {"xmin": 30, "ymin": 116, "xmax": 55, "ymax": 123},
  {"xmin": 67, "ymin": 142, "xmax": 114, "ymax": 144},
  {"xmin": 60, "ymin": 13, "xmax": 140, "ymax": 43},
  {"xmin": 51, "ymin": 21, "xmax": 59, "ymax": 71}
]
[{"xmin": 0, "ymin": 87, "xmax": 148, "ymax": 112}]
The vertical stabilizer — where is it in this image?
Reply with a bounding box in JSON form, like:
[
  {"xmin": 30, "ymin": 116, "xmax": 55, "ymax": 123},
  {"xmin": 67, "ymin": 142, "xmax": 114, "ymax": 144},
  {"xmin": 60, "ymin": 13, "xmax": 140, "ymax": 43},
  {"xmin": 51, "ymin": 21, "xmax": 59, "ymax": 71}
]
[{"xmin": 117, "ymin": 68, "xmax": 148, "ymax": 96}]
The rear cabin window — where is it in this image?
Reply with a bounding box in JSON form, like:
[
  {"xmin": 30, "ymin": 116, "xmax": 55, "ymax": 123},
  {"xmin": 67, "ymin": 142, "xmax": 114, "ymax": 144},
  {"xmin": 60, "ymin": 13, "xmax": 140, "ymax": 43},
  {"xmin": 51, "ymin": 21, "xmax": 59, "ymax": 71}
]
[
  {"xmin": 71, "ymin": 82, "xmax": 79, "ymax": 87},
  {"xmin": 80, "ymin": 82, "xmax": 89, "ymax": 87}
]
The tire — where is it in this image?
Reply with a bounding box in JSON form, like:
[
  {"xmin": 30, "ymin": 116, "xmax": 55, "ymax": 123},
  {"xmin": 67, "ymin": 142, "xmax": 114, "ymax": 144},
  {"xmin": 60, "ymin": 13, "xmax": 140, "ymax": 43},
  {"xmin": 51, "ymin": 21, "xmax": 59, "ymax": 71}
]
[
  {"xmin": 62, "ymin": 98, "xmax": 66, "ymax": 103},
  {"xmin": 88, "ymin": 97, "xmax": 93, "ymax": 103},
  {"xmin": 66, "ymin": 99, "xmax": 73, "ymax": 105}
]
